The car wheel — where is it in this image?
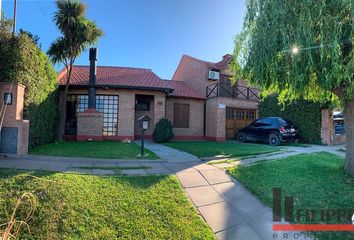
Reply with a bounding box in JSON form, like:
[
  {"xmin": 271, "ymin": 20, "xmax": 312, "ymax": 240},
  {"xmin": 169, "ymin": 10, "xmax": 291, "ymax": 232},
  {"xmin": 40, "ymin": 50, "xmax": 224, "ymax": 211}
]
[
  {"xmin": 269, "ymin": 134, "xmax": 280, "ymax": 146},
  {"xmin": 237, "ymin": 133, "xmax": 246, "ymax": 143}
]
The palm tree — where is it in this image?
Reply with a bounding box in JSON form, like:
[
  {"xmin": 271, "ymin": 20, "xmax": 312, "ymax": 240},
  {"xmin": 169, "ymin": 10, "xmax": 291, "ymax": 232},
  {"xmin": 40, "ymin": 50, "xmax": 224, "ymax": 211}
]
[{"xmin": 48, "ymin": 0, "xmax": 103, "ymax": 140}]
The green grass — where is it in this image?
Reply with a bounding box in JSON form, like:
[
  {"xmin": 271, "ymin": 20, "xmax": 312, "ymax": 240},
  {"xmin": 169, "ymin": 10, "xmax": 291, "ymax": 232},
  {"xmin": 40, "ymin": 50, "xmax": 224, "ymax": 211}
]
[
  {"xmin": 29, "ymin": 141, "xmax": 159, "ymax": 159},
  {"xmin": 228, "ymin": 152, "xmax": 354, "ymax": 240},
  {"xmin": 0, "ymin": 169, "xmax": 215, "ymax": 239},
  {"xmin": 164, "ymin": 141, "xmax": 280, "ymax": 158}
]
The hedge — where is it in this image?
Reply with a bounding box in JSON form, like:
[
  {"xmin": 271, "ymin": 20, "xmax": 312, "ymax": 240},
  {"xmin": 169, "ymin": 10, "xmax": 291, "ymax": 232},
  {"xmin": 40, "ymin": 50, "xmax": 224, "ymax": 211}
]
[
  {"xmin": 0, "ymin": 27, "xmax": 58, "ymax": 148},
  {"xmin": 259, "ymin": 94, "xmax": 322, "ymax": 144}
]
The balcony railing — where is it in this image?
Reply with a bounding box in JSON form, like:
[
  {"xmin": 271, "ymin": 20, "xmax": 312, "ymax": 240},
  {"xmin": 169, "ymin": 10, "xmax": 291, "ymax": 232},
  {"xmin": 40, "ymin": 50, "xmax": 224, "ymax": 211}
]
[{"xmin": 206, "ymin": 82, "xmax": 259, "ymax": 100}]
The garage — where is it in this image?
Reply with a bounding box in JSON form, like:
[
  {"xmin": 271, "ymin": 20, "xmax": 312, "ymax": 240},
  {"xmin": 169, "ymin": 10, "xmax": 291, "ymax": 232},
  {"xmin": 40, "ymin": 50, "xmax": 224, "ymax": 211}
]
[{"xmin": 226, "ymin": 108, "xmax": 256, "ymax": 139}]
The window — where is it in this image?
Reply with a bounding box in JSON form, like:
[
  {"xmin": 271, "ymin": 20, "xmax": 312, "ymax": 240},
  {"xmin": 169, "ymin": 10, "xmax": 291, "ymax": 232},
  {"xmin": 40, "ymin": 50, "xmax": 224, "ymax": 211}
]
[
  {"xmin": 236, "ymin": 109, "xmax": 244, "ymax": 120},
  {"xmin": 135, "ymin": 95, "xmax": 152, "ymax": 111},
  {"xmin": 252, "ymin": 119, "xmax": 263, "ymax": 128},
  {"xmin": 3, "ymin": 93, "xmax": 12, "ymax": 105},
  {"xmin": 66, "ymin": 94, "xmax": 118, "ymax": 136},
  {"xmin": 246, "ymin": 111, "xmax": 256, "ymax": 120},
  {"xmin": 135, "ymin": 101, "xmax": 150, "ymax": 111},
  {"xmin": 173, "ymin": 103, "xmax": 190, "ymax": 128},
  {"xmin": 226, "ymin": 108, "xmax": 235, "ymax": 119},
  {"xmin": 96, "ymin": 95, "xmax": 119, "ymax": 136},
  {"xmin": 262, "ymin": 118, "xmax": 273, "ymax": 127}
]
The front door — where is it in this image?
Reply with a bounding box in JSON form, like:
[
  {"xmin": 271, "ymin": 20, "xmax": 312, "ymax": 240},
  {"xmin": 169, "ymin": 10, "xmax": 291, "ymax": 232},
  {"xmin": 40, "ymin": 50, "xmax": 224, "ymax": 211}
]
[{"xmin": 226, "ymin": 108, "xmax": 256, "ymax": 139}]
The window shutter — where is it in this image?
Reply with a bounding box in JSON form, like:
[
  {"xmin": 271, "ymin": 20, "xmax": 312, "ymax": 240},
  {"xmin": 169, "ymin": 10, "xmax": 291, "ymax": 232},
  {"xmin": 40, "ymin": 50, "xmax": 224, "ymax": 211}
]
[{"xmin": 173, "ymin": 103, "xmax": 190, "ymax": 128}]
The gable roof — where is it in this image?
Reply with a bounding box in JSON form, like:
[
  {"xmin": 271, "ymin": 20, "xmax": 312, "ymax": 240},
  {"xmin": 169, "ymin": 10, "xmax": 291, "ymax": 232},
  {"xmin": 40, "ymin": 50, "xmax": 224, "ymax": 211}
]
[
  {"xmin": 172, "ymin": 54, "xmax": 232, "ymax": 80},
  {"xmin": 58, "ymin": 65, "xmax": 205, "ymax": 100}
]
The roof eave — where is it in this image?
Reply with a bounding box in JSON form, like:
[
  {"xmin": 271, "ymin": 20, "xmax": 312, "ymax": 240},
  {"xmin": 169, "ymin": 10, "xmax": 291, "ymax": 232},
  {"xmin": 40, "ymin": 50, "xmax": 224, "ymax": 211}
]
[{"xmin": 58, "ymin": 84, "xmax": 174, "ymax": 93}]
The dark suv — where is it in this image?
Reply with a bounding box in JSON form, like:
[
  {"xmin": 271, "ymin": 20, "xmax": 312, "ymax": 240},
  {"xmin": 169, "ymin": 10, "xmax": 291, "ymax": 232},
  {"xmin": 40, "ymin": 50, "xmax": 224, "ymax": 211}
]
[{"xmin": 236, "ymin": 117, "xmax": 300, "ymax": 146}]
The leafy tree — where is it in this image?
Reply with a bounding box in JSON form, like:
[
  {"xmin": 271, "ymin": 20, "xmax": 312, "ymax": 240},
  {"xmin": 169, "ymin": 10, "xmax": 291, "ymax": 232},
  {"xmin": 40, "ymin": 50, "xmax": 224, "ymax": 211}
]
[
  {"xmin": 232, "ymin": 0, "xmax": 354, "ymax": 175},
  {"xmin": 19, "ymin": 28, "xmax": 41, "ymax": 48},
  {"xmin": 47, "ymin": 0, "xmax": 103, "ymax": 140},
  {"xmin": 0, "ymin": 16, "xmax": 58, "ymax": 148}
]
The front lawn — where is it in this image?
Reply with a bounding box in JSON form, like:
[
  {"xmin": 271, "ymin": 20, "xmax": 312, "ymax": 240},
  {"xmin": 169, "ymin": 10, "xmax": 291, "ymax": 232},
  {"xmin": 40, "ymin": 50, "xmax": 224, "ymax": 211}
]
[
  {"xmin": 0, "ymin": 170, "xmax": 214, "ymax": 239},
  {"xmin": 228, "ymin": 152, "xmax": 354, "ymax": 240},
  {"xmin": 30, "ymin": 141, "xmax": 159, "ymax": 159},
  {"xmin": 164, "ymin": 141, "xmax": 280, "ymax": 158}
]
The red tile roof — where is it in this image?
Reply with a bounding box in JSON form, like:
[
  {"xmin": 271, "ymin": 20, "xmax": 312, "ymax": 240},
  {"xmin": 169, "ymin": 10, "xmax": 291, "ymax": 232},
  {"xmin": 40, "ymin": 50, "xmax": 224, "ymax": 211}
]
[
  {"xmin": 161, "ymin": 80, "xmax": 205, "ymax": 100},
  {"xmin": 58, "ymin": 65, "xmax": 171, "ymax": 90},
  {"xmin": 58, "ymin": 65, "xmax": 205, "ymax": 100}
]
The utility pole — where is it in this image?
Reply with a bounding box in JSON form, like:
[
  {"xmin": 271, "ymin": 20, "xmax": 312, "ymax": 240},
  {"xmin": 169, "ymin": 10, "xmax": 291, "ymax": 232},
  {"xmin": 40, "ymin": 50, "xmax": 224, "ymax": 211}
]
[
  {"xmin": 0, "ymin": 0, "xmax": 2, "ymax": 20},
  {"xmin": 13, "ymin": 0, "xmax": 17, "ymax": 35}
]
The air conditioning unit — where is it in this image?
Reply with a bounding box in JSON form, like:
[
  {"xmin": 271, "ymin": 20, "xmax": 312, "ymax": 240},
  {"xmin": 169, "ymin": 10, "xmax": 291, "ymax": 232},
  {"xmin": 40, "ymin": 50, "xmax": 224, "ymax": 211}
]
[{"xmin": 208, "ymin": 70, "xmax": 220, "ymax": 80}]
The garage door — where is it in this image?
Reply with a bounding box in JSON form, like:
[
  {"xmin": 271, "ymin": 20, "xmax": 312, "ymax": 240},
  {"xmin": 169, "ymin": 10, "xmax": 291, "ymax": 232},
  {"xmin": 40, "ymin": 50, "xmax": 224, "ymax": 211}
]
[{"xmin": 226, "ymin": 108, "xmax": 256, "ymax": 139}]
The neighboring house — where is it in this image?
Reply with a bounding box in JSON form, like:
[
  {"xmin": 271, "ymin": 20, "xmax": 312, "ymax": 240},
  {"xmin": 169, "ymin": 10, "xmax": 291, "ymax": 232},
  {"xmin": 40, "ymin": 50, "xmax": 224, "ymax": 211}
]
[
  {"xmin": 58, "ymin": 54, "xmax": 259, "ymax": 142},
  {"xmin": 172, "ymin": 54, "xmax": 259, "ymax": 140}
]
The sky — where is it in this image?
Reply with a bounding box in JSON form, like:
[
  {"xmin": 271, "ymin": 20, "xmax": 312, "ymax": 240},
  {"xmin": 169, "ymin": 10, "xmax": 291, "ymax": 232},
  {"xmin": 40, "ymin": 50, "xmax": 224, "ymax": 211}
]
[{"xmin": 2, "ymin": 0, "xmax": 246, "ymax": 79}]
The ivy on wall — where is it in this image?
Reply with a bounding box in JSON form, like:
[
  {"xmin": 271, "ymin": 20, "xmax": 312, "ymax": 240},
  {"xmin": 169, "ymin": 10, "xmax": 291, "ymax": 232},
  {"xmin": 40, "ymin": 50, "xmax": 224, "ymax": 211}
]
[
  {"xmin": 0, "ymin": 30, "xmax": 58, "ymax": 148},
  {"xmin": 259, "ymin": 94, "xmax": 322, "ymax": 144}
]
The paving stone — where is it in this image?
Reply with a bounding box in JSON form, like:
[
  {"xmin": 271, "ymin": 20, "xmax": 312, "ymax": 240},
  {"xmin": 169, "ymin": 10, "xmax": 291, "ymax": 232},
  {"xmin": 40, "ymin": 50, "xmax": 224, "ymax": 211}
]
[
  {"xmin": 215, "ymin": 223, "xmax": 261, "ymax": 240},
  {"xmin": 227, "ymin": 192, "xmax": 269, "ymax": 220},
  {"xmin": 185, "ymin": 186, "xmax": 224, "ymax": 207},
  {"xmin": 212, "ymin": 182, "xmax": 247, "ymax": 200},
  {"xmin": 120, "ymin": 169, "xmax": 146, "ymax": 176},
  {"xmin": 198, "ymin": 202, "xmax": 243, "ymax": 233},
  {"xmin": 164, "ymin": 163, "xmax": 197, "ymax": 173},
  {"xmin": 176, "ymin": 171, "xmax": 209, "ymax": 188},
  {"xmin": 199, "ymin": 169, "xmax": 232, "ymax": 185},
  {"xmin": 247, "ymin": 210, "xmax": 274, "ymax": 238},
  {"xmin": 193, "ymin": 163, "xmax": 219, "ymax": 171}
]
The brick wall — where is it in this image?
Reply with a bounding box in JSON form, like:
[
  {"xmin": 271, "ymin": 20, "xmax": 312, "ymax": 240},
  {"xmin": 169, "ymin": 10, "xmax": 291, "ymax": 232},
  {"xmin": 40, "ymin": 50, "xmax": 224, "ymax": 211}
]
[
  {"xmin": 166, "ymin": 97, "xmax": 204, "ymax": 138},
  {"xmin": 0, "ymin": 83, "xmax": 29, "ymax": 155},
  {"xmin": 0, "ymin": 83, "xmax": 25, "ymax": 126},
  {"xmin": 62, "ymin": 88, "xmax": 166, "ymax": 140},
  {"xmin": 205, "ymin": 97, "xmax": 259, "ymax": 141}
]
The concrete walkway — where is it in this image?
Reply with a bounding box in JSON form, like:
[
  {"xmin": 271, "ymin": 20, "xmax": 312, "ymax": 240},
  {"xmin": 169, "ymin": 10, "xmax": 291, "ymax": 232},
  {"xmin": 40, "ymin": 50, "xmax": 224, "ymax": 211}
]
[
  {"xmin": 0, "ymin": 143, "xmax": 343, "ymax": 239},
  {"xmin": 141, "ymin": 143, "xmax": 312, "ymax": 240},
  {"xmin": 136, "ymin": 141, "xmax": 201, "ymax": 162}
]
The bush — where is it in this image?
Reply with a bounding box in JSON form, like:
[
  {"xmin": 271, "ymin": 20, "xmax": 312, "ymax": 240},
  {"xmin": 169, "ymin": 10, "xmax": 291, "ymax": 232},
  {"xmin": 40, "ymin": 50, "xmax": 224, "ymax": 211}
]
[
  {"xmin": 153, "ymin": 118, "xmax": 174, "ymax": 143},
  {"xmin": 0, "ymin": 24, "xmax": 58, "ymax": 148},
  {"xmin": 259, "ymin": 94, "xmax": 322, "ymax": 144}
]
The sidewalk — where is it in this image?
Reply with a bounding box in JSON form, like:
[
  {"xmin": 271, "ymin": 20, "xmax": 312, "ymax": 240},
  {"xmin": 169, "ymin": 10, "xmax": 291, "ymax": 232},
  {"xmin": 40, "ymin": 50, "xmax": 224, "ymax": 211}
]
[
  {"xmin": 0, "ymin": 142, "xmax": 338, "ymax": 239},
  {"xmin": 142, "ymin": 142, "xmax": 311, "ymax": 240}
]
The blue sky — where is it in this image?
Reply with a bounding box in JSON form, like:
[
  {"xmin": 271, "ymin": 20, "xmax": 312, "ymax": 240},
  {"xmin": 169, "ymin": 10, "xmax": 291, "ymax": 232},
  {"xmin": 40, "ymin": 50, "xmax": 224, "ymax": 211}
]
[{"xmin": 2, "ymin": 0, "xmax": 246, "ymax": 79}]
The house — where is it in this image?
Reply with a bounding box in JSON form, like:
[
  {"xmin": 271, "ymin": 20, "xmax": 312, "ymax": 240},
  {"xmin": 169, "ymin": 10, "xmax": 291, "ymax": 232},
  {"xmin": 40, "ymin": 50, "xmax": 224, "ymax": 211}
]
[{"xmin": 58, "ymin": 49, "xmax": 259, "ymax": 142}]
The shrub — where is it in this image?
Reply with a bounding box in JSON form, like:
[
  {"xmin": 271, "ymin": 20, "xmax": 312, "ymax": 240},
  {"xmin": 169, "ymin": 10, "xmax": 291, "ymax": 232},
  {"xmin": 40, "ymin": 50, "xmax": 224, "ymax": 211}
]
[
  {"xmin": 153, "ymin": 118, "xmax": 174, "ymax": 143},
  {"xmin": 259, "ymin": 94, "xmax": 322, "ymax": 144},
  {"xmin": 0, "ymin": 24, "xmax": 58, "ymax": 148}
]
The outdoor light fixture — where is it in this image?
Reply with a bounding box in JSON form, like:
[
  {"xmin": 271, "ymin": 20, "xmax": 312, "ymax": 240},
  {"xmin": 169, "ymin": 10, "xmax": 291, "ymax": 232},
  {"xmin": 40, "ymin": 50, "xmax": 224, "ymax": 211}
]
[
  {"xmin": 4, "ymin": 93, "xmax": 13, "ymax": 105},
  {"xmin": 291, "ymin": 46, "xmax": 299, "ymax": 54}
]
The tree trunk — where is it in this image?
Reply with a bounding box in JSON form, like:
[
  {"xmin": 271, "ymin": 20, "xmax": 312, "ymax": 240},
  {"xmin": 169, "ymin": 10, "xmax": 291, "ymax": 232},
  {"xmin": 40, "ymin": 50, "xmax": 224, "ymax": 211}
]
[
  {"xmin": 344, "ymin": 97, "xmax": 354, "ymax": 176},
  {"xmin": 58, "ymin": 64, "xmax": 73, "ymax": 141},
  {"xmin": 57, "ymin": 83, "xmax": 69, "ymax": 141}
]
